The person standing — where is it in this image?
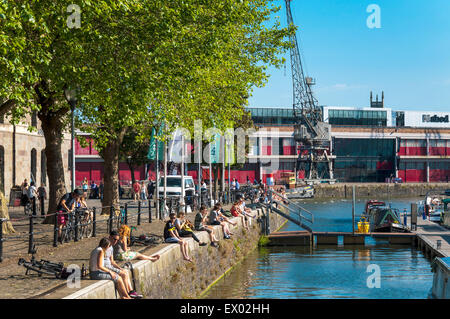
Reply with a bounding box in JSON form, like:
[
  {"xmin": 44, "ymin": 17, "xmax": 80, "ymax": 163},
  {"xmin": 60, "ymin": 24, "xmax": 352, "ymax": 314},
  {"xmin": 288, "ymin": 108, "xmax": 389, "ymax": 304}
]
[
  {"xmin": 27, "ymin": 181, "xmax": 37, "ymax": 215},
  {"xmin": 20, "ymin": 179, "xmax": 29, "ymax": 208},
  {"xmin": 140, "ymin": 181, "xmax": 147, "ymax": 201},
  {"xmin": 82, "ymin": 178, "xmax": 89, "ymax": 194},
  {"xmin": 132, "ymin": 181, "xmax": 141, "ymax": 202},
  {"xmin": 147, "ymin": 181, "xmax": 155, "ymax": 200},
  {"xmin": 37, "ymin": 184, "xmax": 47, "ymax": 216}
]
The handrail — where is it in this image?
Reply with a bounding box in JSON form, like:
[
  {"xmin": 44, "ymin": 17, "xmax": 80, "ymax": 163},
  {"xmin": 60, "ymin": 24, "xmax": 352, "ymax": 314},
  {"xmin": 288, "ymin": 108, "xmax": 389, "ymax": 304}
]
[
  {"xmin": 267, "ymin": 188, "xmax": 314, "ymax": 232},
  {"xmin": 276, "ymin": 201, "xmax": 313, "ymax": 224},
  {"xmin": 269, "ymin": 189, "xmax": 314, "ymax": 221}
]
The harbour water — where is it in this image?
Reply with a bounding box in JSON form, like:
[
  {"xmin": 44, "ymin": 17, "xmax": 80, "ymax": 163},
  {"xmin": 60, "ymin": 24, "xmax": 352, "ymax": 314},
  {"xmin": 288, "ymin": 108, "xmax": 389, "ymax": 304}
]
[{"xmin": 203, "ymin": 198, "xmax": 434, "ymax": 299}]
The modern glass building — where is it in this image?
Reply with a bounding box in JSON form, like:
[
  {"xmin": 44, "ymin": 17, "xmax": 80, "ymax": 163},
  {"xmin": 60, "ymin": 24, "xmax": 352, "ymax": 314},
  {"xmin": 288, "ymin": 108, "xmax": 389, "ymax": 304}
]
[
  {"xmin": 247, "ymin": 107, "xmax": 295, "ymax": 126},
  {"xmin": 333, "ymin": 138, "xmax": 395, "ymax": 182}
]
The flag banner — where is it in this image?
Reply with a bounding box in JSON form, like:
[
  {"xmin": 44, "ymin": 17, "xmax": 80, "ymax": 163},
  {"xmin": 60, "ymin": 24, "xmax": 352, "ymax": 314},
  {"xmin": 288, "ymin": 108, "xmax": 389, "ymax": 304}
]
[
  {"xmin": 167, "ymin": 128, "xmax": 189, "ymax": 163},
  {"xmin": 147, "ymin": 127, "xmax": 164, "ymax": 160},
  {"xmin": 210, "ymin": 133, "xmax": 221, "ymax": 164}
]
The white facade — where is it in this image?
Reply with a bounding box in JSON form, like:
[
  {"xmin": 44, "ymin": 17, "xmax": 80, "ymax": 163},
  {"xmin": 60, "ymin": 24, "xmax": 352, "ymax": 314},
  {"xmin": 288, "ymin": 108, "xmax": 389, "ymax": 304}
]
[{"xmin": 401, "ymin": 110, "xmax": 450, "ymax": 128}]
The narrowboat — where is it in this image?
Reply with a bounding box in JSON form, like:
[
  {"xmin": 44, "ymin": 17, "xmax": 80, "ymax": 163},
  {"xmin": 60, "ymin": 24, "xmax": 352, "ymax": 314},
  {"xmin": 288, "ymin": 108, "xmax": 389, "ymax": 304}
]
[{"xmin": 363, "ymin": 200, "xmax": 410, "ymax": 233}]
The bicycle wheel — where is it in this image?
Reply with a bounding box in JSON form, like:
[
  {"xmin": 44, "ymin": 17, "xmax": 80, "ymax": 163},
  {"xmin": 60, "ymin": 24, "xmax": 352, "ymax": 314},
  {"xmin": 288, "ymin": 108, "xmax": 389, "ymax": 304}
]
[
  {"xmin": 83, "ymin": 219, "xmax": 93, "ymax": 238},
  {"xmin": 60, "ymin": 224, "xmax": 71, "ymax": 243}
]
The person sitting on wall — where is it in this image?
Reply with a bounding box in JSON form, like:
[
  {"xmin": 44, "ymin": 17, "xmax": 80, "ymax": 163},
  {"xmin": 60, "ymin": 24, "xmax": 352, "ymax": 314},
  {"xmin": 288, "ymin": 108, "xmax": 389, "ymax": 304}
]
[
  {"xmin": 164, "ymin": 213, "xmax": 193, "ymax": 262},
  {"xmin": 174, "ymin": 211, "xmax": 208, "ymax": 246},
  {"xmin": 107, "ymin": 231, "xmax": 142, "ymax": 298},
  {"xmin": 113, "ymin": 225, "xmax": 160, "ymax": 262},
  {"xmin": 231, "ymin": 200, "xmax": 249, "ymax": 230},
  {"xmin": 209, "ymin": 202, "xmax": 234, "ymax": 239},
  {"xmin": 237, "ymin": 196, "xmax": 256, "ymax": 219},
  {"xmin": 89, "ymin": 237, "xmax": 131, "ymax": 299},
  {"xmin": 194, "ymin": 205, "xmax": 219, "ymax": 247}
]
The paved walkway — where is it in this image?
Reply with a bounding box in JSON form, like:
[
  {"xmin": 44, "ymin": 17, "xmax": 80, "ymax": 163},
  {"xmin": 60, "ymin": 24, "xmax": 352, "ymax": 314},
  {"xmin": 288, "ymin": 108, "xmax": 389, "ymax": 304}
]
[
  {"xmin": 412, "ymin": 216, "xmax": 450, "ymax": 257},
  {"xmin": 0, "ymin": 199, "xmax": 230, "ymax": 299}
]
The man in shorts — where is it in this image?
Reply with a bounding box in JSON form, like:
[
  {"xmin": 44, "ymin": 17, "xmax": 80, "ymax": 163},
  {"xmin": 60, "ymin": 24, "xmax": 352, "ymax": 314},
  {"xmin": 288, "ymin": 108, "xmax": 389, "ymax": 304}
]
[
  {"xmin": 194, "ymin": 205, "xmax": 219, "ymax": 247},
  {"xmin": 164, "ymin": 213, "xmax": 192, "ymax": 261},
  {"xmin": 56, "ymin": 189, "xmax": 83, "ymax": 242},
  {"xmin": 107, "ymin": 231, "xmax": 142, "ymax": 298}
]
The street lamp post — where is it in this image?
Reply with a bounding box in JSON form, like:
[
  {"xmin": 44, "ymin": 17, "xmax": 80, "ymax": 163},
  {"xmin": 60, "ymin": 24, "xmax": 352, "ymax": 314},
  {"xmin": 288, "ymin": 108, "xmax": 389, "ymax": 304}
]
[{"xmin": 64, "ymin": 88, "xmax": 77, "ymax": 192}]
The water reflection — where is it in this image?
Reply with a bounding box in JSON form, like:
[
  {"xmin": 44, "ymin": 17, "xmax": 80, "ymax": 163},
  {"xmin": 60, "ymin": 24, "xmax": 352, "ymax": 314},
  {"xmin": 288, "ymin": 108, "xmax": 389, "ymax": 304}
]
[{"xmin": 202, "ymin": 198, "xmax": 433, "ymax": 299}]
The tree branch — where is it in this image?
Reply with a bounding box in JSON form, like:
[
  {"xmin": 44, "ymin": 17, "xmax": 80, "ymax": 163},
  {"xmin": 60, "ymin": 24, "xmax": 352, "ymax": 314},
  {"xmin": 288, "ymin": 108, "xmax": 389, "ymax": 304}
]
[{"xmin": 0, "ymin": 99, "xmax": 16, "ymax": 117}]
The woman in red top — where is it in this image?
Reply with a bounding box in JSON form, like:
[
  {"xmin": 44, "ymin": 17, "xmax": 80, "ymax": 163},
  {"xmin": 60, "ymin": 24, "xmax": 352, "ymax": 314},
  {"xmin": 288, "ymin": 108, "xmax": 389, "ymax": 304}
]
[{"xmin": 230, "ymin": 201, "xmax": 249, "ymax": 230}]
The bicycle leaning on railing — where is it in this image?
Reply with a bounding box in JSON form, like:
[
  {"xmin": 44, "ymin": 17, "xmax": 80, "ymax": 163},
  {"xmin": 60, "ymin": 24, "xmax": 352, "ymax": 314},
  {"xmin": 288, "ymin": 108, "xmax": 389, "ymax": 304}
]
[{"xmin": 60, "ymin": 207, "xmax": 94, "ymax": 243}]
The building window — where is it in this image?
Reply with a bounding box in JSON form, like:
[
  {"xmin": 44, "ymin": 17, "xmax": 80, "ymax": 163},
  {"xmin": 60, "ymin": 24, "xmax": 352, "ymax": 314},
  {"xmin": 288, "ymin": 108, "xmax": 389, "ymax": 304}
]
[
  {"xmin": 0, "ymin": 146, "xmax": 4, "ymax": 195},
  {"xmin": 31, "ymin": 148, "xmax": 37, "ymax": 183},
  {"xmin": 31, "ymin": 111, "xmax": 37, "ymax": 128},
  {"xmin": 328, "ymin": 110, "xmax": 387, "ymax": 126},
  {"xmin": 41, "ymin": 149, "xmax": 47, "ymax": 186}
]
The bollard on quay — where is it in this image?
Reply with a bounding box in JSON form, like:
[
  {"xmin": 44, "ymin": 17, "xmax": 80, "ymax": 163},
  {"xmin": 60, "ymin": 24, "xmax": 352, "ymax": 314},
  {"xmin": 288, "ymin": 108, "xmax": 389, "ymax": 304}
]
[
  {"xmin": 28, "ymin": 215, "xmax": 34, "ymax": 254},
  {"xmin": 148, "ymin": 199, "xmax": 152, "ymax": 223},
  {"xmin": 92, "ymin": 207, "xmax": 97, "ymax": 237},
  {"xmin": 74, "ymin": 211, "xmax": 79, "ymax": 242},
  {"xmin": 0, "ymin": 218, "xmax": 4, "ymax": 262},
  {"xmin": 137, "ymin": 201, "xmax": 141, "ymax": 226},
  {"xmin": 53, "ymin": 213, "xmax": 58, "ymax": 247},
  {"xmin": 109, "ymin": 206, "xmax": 114, "ymax": 233}
]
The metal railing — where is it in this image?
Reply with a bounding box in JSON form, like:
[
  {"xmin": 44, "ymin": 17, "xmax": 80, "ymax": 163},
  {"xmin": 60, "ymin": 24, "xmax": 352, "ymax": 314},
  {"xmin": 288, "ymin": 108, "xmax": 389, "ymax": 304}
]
[{"xmin": 268, "ymin": 188, "xmax": 314, "ymax": 232}]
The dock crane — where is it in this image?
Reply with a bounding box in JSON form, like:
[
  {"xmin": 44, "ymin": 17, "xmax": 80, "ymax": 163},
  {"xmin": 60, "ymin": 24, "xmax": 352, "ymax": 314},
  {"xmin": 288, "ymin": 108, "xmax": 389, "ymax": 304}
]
[{"xmin": 285, "ymin": 0, "xmax": 335, "ymax": 184}]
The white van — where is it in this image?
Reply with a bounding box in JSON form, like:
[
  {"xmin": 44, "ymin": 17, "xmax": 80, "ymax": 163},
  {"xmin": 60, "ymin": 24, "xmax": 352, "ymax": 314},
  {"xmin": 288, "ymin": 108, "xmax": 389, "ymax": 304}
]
[{"xmin": 157, "ymin": 175, "xmax": 195, "ymax": 199}]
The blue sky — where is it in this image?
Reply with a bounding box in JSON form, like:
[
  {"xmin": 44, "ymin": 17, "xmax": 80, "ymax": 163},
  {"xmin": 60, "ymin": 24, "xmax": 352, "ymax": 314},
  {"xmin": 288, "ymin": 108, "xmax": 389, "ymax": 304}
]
[{"xmin": 248, "ymin": 0, "xmax": 450, "ymax": 112}]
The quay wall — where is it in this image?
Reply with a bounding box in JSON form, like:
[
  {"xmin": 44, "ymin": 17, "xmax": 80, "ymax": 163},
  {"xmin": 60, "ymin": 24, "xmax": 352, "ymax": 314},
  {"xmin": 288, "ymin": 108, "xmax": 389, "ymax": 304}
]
[
  {"xmin": 431, "ymin": 257, "xmax": 450, "ymax": 299},
  {"xmin": 312, "ymin": 183, "xmax": 449, "ymax": 199},
  {"xmin": 63, "ymin": 206, "xmax": 286, "ymax": 299}
]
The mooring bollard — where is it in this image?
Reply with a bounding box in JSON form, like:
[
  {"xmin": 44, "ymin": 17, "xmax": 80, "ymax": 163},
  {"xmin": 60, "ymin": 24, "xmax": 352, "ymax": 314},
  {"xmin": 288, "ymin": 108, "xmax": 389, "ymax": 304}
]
[
  {"xmin": 28, "ymin": 215, "xmax": 34, "ymax": 254},
  {"xmin": 0, "ymin": 218, "xmax": 4, "ymax": 262},
  {"xmin": 40, "ymin": 196, "xmax": 45, "ymax": 216},
  {"xmin": 109, "ymin": 206, "xmax": 114, "ymax": 233},
  {"xmin": 148, "ymin": 199, "xmax": 152, "ymax": 223},
  {"xmin": 32, "ymin": 198, "xmax": 36, "ymax": 216},
  {"xmin": 74, "ymin": 211, "xmax": 79, "ymax": 242},
  {"xmin": 437, "ymin": 240, "xmax": 442, "ymax": 250},
  {"xmin": 137, "ymin": 201, "xmax": 141, "ymax": 226},
  {"xmin": 53, "ymin": 213, "xmax": 58, "ymax": 247},
  {"xmin": 92, "ymin": 207, "xmax": 97, "ymax": 237}
]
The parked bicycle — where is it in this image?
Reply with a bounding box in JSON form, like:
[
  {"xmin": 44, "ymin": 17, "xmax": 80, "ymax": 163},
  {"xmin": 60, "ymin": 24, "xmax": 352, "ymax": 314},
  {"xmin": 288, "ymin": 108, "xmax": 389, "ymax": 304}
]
[
  {"xmin": 76, "ymin": 207, "xmax": 94, "ymax": 239},
  {"xmin": 60, "ymin": 207, "xmax": 94, "ymax": 243}
]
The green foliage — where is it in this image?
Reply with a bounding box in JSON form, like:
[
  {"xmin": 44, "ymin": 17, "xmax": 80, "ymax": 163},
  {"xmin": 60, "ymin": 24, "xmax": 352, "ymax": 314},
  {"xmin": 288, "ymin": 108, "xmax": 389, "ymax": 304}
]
[{"xmin": 258, "ymin": 235, "xmax": 271, "ymax": 247}]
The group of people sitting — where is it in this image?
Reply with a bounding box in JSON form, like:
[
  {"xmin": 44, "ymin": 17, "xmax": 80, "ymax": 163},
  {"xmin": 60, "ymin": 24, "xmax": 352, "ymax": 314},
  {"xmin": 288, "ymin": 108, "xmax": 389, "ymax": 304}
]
[
  {"xmin": 89, "ymin": 227, "xmax": 160, "ymax": 299},
  {"xmin": 162, "ymin": 196, "xmax": 256, "ymax": 262},
  {"xmin": 85, "ymin": 190, "xmax": 258, "ymax": 299}
]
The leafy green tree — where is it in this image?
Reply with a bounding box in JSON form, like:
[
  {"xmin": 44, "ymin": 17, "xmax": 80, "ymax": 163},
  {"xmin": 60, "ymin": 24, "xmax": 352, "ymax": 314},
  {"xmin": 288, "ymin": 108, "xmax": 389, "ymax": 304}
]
[{"xmin": 120, "ymin": 127, "xmax": 152, "ymax": 185}]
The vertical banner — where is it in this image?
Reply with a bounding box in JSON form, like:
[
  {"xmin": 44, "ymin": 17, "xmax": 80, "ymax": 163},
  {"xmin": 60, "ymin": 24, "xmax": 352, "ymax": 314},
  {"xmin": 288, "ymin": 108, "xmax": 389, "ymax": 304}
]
[
  {"xmin": 210, "ymin": 133, "xmax": 221, "ymax": 164},
  {"xmin": 147, "ymin": 127, "xmax": 164, "ymax": 161}
]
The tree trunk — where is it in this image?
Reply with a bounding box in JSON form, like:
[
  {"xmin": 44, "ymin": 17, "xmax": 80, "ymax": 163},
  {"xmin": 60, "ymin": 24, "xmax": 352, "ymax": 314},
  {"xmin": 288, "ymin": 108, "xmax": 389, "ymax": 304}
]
[
  {"xmin": 213, "ymin": 163, "xmax": 219, "ymax": 201},
  {"xmin": 40, "ymin": 111, "xmax": 68, "ymax": 224},
  {"xmin": 127, "ymin": 160, "xmax": 136, "ymax": 185},
  {"xmin": 34, "ymin": 80, "xmax": 70, "ymax": 225},
  {"xmin": 101, "ymin": 129, "xmax": 126, "ymax": 215},
  {"xmin": 0, "ymin": 191, "xmax": 15, "ymax": 234}
]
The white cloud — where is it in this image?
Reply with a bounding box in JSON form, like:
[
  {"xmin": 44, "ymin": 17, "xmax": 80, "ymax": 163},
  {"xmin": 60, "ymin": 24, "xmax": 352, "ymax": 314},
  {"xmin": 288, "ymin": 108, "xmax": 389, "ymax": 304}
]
[{"xmin": 315, "ymin": 83, "xmax": 368, "ymax": 93}]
